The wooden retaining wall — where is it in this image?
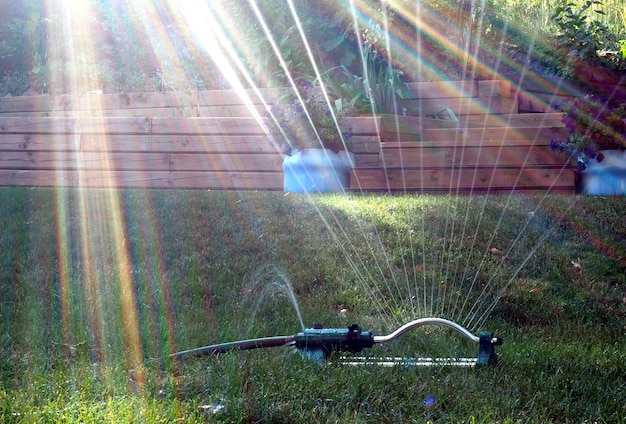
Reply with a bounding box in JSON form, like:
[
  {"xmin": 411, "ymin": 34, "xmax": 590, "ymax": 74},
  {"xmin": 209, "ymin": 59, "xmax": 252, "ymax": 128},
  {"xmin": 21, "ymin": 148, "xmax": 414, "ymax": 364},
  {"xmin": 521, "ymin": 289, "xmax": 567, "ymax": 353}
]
[
  {"xmin": 350, "ymin": 113, "xmax": 573, "ymax": 193},
  {"xmin": 0, "ymin": 80, "xmax": 574, "ymax": 192},
  {"xmin": 0, "ymin": 88, "xmax": 284, "ymax": 189}
]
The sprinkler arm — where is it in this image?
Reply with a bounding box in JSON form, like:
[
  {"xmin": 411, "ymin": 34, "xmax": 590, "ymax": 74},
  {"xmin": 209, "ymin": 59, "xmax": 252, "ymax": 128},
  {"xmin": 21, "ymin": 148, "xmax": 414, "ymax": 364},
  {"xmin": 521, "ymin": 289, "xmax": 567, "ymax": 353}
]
[
  {"xmin": 375, "ymin": 317, "xmax": 502, "ymax": 365},
  {"xmin": 372, "ymin": 317, "xmax": 480, "ymax": 344}
]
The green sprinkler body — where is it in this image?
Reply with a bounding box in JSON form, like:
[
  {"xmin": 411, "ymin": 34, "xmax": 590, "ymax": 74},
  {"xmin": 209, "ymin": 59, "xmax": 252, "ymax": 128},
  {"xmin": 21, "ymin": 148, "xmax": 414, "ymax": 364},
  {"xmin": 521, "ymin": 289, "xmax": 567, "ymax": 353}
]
[{"xmin": 294, "ymin": 324, "xmax": 375, "ymax": 358}]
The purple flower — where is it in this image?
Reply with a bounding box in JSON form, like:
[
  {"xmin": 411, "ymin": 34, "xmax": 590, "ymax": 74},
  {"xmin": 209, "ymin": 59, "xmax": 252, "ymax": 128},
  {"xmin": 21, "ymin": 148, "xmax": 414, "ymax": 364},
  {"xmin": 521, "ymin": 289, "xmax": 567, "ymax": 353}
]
[
  {"xmin": 583, "ymin": 145, "xmax": 596, "ymax": 159},
  {"xmin": 550, "ymin": 140, "xmax": 560, "ymax": 151}
]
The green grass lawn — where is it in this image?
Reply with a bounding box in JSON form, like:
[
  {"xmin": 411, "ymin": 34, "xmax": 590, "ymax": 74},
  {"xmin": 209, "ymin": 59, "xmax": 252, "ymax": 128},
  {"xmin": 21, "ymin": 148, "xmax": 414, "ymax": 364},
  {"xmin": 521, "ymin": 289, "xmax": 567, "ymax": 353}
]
[{"xmin": 1, "ymin": 188, "xmax": 625, "ymax": 423}]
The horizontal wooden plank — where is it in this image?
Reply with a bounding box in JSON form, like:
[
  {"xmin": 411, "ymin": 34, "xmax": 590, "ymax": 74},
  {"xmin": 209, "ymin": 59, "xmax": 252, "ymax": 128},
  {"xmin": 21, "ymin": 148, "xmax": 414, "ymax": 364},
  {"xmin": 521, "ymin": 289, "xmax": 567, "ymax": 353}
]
[
  {"xmin": 197, "ymin": 88, "xmax": 279, "ymax": 107},
  {"xmin": 0, "ymin": 95, "xmax": 54, "ymax": 114},
  {"xmin": 418, "ymin": 113, "xmax": 565, "ymax": 129},
  {"xmin": 0, "ymin": 133, "xmax": 79, "ymax": 151},
  {"xmin": 0, "ymin": 132, "xmax": 279, "ymax": 154},
  {"xmin": 0, "ymin": 88, "xmax": 279, "ymax": 115},
  {"xmin": 55, "ymin": 107, "xmax": 194, "ymax": 118},
  {"xmin": 344, "ymin": 116, "xmax": 382, "ymax": 135},
  {"xmin": 404, "ymin": 81, "xmax": 478, "ymax": 99},
  {"xmin": 517, "ymin": 91, "xmax": 564, "ymax": 113},
  {"xmin": 0, "ymin": 169, "xmax": 283, "ymax": 190},
  {"xmin": 0, "ymin": 151, "xmax": 170, "ymax": 171},
  {"xmin": 0, "ymin": 117, "xmax": 78, "ymax": 134},
  {"xmin": 380, "ymin": 145, "xmax": 565, "ymax": 167},
  {"xmin": 0, "ymin": 117, "xmax": 157, "ymax": 134},
  {"xmin": 0, "ymin": 116, "xmax": 382, "ymax": 137},
  {"xmin": 354, "ymin": 153, "xmax": 380, "ymax": 168},
  {"xmin": 399, "ymin": 95, "xmax": 518, "ymax": 117},
  {"xmin": 0, "ymin": 117, "xmax": 282, "ymax": 140},
  {"xmin": 169, "ymin": 153, "xmax": 282, "ymax": 172},
  {"xmin": 77, "ymin": 117, "xmax": 152, "ymax": 134},
  {"xmin": 165, "ymin": 171, "xmax": 282, "ymax": 189},
  {"xmin": 379, "ymin": 114, "xmax": 421, "ymax": 137},
  {"xmin": 0, "ymin": 151, "xmax": 281, "ymax": 173},
  {"xmin": 421, "ymin": 126, "xmax": 568, "ymax": 143},
  {"xmin": 149, "ymin": 135, "xmax": 280, "ymax": 154},
  {"xmin": 197, "ymin": 104, "xmax": 267, "ymax": 118},
  {"xmin": 0, "ymin": 81, "xmax": 517, "ymax": 115},
  {"xmin": 151, "ymin": 117, "xmax": 267, "ymax": 135},
  {"xmin": 116, "ymin": 91, "xmax": 198, "ymax": 110},
  {"xmin": 80, "ymin": 134, "xmax": 149, "ymax": 152},
  {"xmin": 349, "ymin": 136, "xmax": 381, "ymax": 154},
  {"xmin": 54, "ymin": 92, "xmax": 197, "ymax": 112},
  {"xmin": 81, "ymin": 134, "xmax": 280, "ymax": 154},
  {"xmin": 478, "ymin": 80, "xmax": 515, "ymax": 98},
  {"xmin": 455, "ymin": 113, "xmax": 565, "ymax": 128},
  {"xmin": 350, "ymin": 167, "xmax": 574, "ymax": 191}
]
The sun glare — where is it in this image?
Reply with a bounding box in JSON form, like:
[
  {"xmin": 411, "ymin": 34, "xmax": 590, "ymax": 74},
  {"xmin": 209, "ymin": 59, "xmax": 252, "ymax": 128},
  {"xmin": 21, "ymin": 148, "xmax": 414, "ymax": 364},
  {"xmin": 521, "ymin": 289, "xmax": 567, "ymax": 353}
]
[
  {"xmin": 43, "ymin": 0, "xmax": 516, "ymax": 360},
  {"xmin": 33, "ymin": 0, "xmax": 616, "ymax": 385}
]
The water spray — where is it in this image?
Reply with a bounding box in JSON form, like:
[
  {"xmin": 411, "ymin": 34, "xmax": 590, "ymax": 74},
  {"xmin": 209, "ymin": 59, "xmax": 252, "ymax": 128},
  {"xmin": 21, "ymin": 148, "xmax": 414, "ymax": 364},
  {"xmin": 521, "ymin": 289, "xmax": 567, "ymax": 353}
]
[{"xmin": 171, "ymin": 318, "xmax": 502, "ymax": 366}]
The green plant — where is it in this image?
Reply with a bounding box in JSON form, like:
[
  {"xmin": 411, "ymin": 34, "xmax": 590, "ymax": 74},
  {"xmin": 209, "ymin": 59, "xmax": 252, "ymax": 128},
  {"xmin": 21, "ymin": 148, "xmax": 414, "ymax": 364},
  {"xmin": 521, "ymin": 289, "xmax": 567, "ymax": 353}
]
[
  {"xmin": 297, "ymin": 43, "xmax": 413, "ymax": 116},
  {"xmin": 552, "ymin": 0, "xmax": 608, "ymax": 58},
  {"xmin": 267, "ymin": 81, "xmax": 353, "ymax": 153},
  {"xmin": 360, "ymin": 43, "xmax": 414, "ymax": 114},
  {"xmin": 550, "ymin": 0, "xmax": 625, "ymax": 76}
]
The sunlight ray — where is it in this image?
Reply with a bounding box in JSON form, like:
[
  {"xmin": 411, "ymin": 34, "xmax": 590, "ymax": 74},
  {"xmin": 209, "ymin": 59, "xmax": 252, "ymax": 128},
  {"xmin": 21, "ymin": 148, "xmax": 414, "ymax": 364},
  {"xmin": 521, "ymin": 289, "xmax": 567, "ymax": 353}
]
[
  {"xmin": 378, "ymin": 3, "xmax": 424, "ymax": 319},
  {"xmin": 174, "ymin": 0, "xmax": 271, "ymax": 123},
  {"xmin": 49, "ymin": 0, "xmax": 148, "ymax": 387},
  {"xmin": 53, "ymin": 189, "xmax": 74, "ymax": 349}
]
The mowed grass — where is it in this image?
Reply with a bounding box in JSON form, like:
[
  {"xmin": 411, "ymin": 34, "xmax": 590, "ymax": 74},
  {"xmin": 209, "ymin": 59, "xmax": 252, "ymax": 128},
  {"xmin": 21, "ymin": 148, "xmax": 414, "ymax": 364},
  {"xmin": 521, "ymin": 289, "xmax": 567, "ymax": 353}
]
[{"xmin": 0, "ymin": 188, "xmax": 625, "ymax": 423}]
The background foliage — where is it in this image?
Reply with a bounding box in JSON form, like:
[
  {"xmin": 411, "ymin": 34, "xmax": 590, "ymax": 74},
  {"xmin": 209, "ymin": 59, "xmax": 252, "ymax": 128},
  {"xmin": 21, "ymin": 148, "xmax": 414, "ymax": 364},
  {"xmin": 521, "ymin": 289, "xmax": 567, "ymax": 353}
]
[{"xmin": 1, "ymin": 0, "xmax": 624, "ymax": 96}]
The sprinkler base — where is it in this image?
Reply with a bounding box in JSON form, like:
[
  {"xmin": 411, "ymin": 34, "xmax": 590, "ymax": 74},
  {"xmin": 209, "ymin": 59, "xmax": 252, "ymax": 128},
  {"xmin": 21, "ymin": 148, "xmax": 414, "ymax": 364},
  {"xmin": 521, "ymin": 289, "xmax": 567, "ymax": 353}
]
[{"xmin": 477, "ymin": 332, "xmax": 502, "ymax": 365}]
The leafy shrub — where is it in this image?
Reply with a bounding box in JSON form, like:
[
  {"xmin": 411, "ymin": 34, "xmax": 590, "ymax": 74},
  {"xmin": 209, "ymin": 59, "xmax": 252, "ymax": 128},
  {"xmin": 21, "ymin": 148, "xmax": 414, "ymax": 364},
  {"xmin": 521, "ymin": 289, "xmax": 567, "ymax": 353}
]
[{"xmin": 551, "ymin": 0, "xmax": 625, "ymax": 77}]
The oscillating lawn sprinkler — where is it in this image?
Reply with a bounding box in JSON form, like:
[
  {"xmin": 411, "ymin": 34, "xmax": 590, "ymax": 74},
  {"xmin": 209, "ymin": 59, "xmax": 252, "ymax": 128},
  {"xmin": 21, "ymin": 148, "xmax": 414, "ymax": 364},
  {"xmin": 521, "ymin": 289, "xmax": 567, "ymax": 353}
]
[{"xmin": 171, "ymin": 318, "xmax": 502, "ymax": 367}]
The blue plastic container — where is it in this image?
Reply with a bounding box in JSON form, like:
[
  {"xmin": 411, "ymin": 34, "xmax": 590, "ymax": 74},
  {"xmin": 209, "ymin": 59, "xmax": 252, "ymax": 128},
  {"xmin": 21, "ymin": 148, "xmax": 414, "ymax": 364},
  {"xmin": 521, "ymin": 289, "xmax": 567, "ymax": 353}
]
[
  {"xmin": 283, "ymin": 148, "xmax": 355, "ymax": 193},
  {"xmin": 579, "ymin": 150, "xmax": 626, "ymax": 195}
]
